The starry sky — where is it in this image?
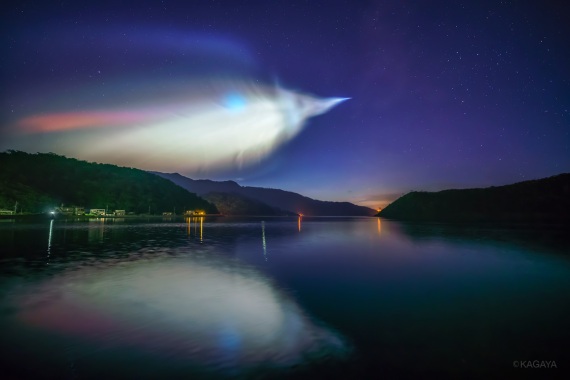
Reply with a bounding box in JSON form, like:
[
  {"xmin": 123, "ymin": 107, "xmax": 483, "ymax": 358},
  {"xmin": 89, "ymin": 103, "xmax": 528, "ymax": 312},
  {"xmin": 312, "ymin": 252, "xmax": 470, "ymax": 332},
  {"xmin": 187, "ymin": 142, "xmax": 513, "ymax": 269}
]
[{"xmin": 2, "ymin": 1, "xmax": 569, "ymax": 208}]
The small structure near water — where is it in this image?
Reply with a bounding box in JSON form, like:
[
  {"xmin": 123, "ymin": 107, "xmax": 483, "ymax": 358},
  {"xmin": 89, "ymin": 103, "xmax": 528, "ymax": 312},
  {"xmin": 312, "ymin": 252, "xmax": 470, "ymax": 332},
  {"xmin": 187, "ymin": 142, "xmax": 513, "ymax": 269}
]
[{"xmin": 185, "ymin": 210, "xmax": 206, "ymax": 216}]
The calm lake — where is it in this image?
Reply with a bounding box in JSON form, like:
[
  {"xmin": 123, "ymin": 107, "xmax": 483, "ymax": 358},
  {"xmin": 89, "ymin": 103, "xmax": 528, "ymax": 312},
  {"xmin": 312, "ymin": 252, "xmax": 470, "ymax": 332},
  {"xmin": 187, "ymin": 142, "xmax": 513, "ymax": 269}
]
[{"xmin": 0, "ymin": 217, "xmax": 568, "ymax": 379}]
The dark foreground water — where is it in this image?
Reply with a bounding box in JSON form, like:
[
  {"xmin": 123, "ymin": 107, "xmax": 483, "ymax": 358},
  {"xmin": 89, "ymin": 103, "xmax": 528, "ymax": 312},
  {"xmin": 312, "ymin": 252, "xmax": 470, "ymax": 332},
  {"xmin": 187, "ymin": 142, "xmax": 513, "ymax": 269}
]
[{"xmin": 0, "ymin": 217, "xmax": 568, "ymax": 379}]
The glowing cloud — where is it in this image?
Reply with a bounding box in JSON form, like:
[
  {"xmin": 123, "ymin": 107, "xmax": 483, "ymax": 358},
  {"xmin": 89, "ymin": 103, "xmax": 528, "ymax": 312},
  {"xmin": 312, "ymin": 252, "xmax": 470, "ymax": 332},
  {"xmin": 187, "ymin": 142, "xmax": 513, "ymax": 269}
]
[
  {"xmin": 18, "ymin": 111, "xmax": 154, "ymax": 133},
  {"xmin": 9, "ymin": 79, "xmax": 348, "ymax": 173}
]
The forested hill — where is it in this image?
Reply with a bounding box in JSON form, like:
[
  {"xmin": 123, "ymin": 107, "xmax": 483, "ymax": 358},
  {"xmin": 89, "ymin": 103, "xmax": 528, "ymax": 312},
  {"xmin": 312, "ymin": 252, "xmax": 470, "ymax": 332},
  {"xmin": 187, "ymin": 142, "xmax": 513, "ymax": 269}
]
[
  {"xmin": 378, "ymin": 174, "xmax": 570, "ymax": 223},
  {"xmin": 0, "ymin": 151, "xmax": 218, "ymax": 214}
]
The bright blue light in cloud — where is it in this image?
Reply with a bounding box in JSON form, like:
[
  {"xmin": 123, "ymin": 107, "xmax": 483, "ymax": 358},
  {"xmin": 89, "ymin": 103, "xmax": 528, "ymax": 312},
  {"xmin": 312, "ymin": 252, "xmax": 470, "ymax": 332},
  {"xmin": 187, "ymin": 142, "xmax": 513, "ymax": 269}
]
[{"xmin": 223, "ymin": 92, "xmax": 246, "ymax": 111}]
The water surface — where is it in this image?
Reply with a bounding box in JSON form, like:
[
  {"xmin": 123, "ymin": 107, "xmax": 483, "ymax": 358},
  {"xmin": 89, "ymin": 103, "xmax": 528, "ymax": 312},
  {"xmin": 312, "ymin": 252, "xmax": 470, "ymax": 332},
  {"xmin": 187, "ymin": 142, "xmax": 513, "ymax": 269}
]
[{"xmin": 0, "ymin": 217, "xmax": 568, "ymax": 379}]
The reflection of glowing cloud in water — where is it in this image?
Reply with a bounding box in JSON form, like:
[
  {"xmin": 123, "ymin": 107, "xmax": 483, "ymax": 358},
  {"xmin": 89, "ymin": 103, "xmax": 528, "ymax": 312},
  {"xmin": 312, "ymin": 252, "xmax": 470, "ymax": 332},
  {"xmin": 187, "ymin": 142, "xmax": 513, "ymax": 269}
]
[{"xmin": 18, "ymin": 254, "xmax": 347, "ymax": 373}]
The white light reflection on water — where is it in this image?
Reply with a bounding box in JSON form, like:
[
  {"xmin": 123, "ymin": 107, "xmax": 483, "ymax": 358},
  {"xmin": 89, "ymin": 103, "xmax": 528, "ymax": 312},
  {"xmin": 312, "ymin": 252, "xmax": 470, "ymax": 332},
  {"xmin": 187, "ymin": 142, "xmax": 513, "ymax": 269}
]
[
  {"xmin": 261, "ymin": 221, "xmax": 267, "ymax": 261},
  {"xmin": 46, "ymin": 219, "xmax": 54, "ymax": 262},
  {"xmin": 17, "ymin": 253, "xmax": 347, "ymax": 374}
]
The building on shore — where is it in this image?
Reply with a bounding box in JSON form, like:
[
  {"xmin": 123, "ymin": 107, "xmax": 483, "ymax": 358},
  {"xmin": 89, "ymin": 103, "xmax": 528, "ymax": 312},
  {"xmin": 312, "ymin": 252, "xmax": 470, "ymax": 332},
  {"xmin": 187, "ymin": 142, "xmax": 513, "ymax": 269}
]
[
  {"xmin": 185, "ymin": 210, "xmax": 206, "ymax": 216},
  {"xmin": 55, "ymin": 206, "xmax": 85, "ymax": 215}
]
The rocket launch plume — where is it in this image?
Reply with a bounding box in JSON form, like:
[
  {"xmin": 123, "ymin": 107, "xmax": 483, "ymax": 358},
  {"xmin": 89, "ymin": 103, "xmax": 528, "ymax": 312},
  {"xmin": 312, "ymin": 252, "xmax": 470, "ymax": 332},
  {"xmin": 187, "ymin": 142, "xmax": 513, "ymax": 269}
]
[{"xmin": 9, "ymin": 79, "xmax": 348, "ymax": 173}]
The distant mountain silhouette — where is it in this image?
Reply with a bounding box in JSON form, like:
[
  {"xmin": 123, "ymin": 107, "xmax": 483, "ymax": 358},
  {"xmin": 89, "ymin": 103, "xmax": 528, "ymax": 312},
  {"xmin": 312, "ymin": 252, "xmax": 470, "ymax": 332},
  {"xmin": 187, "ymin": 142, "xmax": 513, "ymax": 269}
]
[
  {"xmin": 152, "ymin": 172, "xmax": 376, "ymax": 216},
  {"xmin": 202, "ymin": 192, "xmax": 295, "ymax": 216},
  {"xmin": 378, "ymin": 174, "xmax": 570, "ymax": 223}
]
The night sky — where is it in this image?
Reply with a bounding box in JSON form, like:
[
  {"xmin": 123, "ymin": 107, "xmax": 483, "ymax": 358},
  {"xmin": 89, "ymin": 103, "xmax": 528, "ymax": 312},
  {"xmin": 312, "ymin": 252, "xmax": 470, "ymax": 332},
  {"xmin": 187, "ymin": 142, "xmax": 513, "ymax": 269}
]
[{"xmin": 2, "ymin": 1, "xmax": 569, "ymax": 208}]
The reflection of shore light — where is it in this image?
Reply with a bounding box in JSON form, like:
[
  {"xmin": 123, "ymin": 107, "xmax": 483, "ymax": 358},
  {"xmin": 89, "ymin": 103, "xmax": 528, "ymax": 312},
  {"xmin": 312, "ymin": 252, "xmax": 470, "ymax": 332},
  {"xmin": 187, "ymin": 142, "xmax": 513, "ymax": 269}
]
[
  {"xmin": 298, "ymin": 216, "xmax": 302, "ymax": 232},
  {"xmin": 47, "ymin": 219, "xmax": 54, "ymax": 261},
  {"xmin": 261, "ymin": 221, "xmax": 267, "ymax": 261},
  {"xmin": 185, "ymin": 217, "xmax": 203, "ymax": 240}
]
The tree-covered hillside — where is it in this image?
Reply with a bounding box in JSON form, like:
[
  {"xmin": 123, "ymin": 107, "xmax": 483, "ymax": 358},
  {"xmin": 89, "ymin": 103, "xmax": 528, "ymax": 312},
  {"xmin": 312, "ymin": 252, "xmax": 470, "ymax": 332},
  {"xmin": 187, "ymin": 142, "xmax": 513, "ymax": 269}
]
[
  {"xmin": 0, "ymin": 151, "xmax": 218, "ymax": 214},
  {"xmin": 378, "ymin": 174, "xmax": 570, "ymax": 223}
]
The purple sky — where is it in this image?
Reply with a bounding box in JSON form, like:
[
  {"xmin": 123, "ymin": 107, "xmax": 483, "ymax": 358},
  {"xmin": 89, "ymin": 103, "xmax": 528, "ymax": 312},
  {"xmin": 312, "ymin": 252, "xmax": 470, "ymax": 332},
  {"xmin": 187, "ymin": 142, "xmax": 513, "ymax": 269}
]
[{"xmin": 2, "ymin": 1, "xmax": 569, "ymax": 208}]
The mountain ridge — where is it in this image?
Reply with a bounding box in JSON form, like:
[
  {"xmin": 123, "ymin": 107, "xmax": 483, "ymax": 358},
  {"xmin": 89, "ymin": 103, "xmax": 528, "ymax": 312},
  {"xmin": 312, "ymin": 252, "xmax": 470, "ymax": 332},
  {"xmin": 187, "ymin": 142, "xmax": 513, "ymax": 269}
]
[{"xmin": 152, "ymin": 172, "xmax": 376, "ymax": 216}]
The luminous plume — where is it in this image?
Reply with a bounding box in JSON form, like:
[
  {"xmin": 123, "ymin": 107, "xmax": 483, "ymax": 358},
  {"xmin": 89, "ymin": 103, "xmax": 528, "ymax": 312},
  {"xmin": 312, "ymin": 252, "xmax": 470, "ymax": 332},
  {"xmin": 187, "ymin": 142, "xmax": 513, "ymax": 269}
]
[{"xmin": 11, "ymin": 79, "xmax": 348, "ymax": 172}]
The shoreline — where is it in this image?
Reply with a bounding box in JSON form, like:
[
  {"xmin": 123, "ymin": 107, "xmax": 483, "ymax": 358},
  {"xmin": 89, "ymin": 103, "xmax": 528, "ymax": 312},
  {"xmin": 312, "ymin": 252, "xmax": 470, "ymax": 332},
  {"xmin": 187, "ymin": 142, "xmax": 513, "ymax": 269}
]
[{"xmin": 0, "ymin": 214, "xmax": 224, "ymax": 221}]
